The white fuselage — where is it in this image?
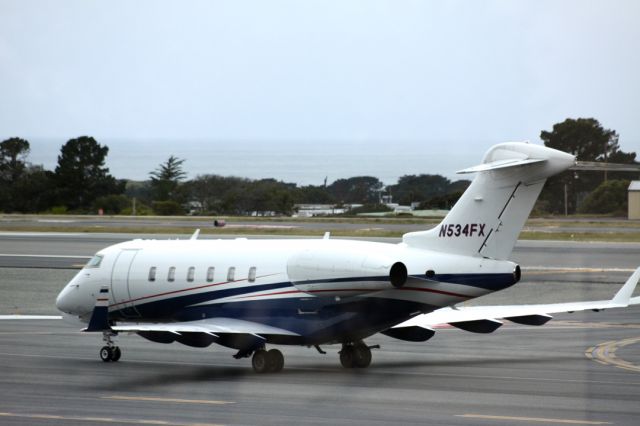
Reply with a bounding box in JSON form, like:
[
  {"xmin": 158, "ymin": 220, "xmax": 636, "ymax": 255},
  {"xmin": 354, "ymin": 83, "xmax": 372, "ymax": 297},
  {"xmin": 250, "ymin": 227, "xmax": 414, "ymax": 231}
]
[{"xmin": 56, "ymin": 237, "xmax": 518, "ymax": 344}]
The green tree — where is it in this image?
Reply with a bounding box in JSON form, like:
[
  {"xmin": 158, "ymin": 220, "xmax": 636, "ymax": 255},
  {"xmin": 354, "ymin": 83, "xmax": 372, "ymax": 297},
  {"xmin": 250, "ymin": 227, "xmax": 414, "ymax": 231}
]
[
  {"xmin": 150, "ymin": 155, "xmax": 186, "ymax": 202},
  {"xmin": 327, "ymin": 176, "xmax": 383, "ymax": 204},
  {"xmin": 294, "ymin": 185, "xmax": 335, "ymax": 204},
  {"xmin": 0, "ymin": 137, "xmax": 30, "ymax": 183},
  {"xmin": 540, "ymin": 118, "xmax": 637, "ymax": 214},
  {"xmin": 386, "ymin": 175, "xmax": 469, "ymax": 205},
  {"xmin": 0, "ymin": 137, "xmax": 31, "ymax": 211},
  {"xmin": 54, "ymin": 136, "xmax": 122, "ymax": 211},
  {"xmin": 578, "ymin": 179, "xmax": 629, "ymax": 215}
]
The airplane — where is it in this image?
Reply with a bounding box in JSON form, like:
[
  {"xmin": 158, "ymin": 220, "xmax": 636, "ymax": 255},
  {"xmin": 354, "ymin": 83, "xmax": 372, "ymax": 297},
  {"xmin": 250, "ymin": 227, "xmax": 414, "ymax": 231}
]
[{"xmin": 54, "ymin": 142, "xmax": 640, "ymax": 373}]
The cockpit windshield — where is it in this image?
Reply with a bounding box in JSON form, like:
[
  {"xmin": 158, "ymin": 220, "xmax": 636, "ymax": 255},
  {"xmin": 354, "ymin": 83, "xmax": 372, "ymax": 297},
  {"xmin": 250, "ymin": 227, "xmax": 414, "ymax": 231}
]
[{"xmin": 85, "ymin": 254, "xmax": 104, "ymax": 268}]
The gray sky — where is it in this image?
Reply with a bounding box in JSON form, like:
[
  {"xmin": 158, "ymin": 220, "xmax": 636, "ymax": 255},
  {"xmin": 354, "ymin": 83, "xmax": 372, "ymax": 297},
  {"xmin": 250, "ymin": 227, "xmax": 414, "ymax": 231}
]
[{"xmin": 1, "ymin": 0, "xmax": 639, "ymax": 181}]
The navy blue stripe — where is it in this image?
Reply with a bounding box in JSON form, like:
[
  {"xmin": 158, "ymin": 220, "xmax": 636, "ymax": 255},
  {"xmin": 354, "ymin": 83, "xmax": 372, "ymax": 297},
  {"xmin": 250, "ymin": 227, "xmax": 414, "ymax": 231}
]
[{"xmin": 298, "ymin": 273, "xmax": 516, "ymax": 292}]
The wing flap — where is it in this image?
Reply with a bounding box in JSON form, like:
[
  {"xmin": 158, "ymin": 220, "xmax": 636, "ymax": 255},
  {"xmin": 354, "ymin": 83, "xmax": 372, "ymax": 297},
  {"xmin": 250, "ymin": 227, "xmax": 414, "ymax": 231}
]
[{"xmin": 112, "ymin": 317, "xmax": 300, "ymax": 337}]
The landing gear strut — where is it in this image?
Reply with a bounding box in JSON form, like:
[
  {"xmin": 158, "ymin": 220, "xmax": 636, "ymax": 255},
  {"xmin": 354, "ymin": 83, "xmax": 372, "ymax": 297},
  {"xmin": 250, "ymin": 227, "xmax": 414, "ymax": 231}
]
[
  {"xmin": 252, "ymin": 348, "xmax": 284, "ymax": 373},
  {"xmin": 339, "ymin": 341, "xmax": 372, "ymax": 368},
  {"xmin": 100, "ymin": 331, "xmax": 121, "ymax": 362}
]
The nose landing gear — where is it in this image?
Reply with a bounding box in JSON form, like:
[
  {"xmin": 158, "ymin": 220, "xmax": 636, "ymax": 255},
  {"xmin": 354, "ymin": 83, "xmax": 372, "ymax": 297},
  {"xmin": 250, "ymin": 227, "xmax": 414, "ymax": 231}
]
[{"xmin": 100, "ymin": 331, "xmax": 121, "ymax": 362}]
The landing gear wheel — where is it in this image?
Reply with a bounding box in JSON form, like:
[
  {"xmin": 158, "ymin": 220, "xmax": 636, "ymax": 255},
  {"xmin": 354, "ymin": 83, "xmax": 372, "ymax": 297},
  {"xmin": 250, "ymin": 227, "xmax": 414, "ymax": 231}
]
[
  {"xmin": 111, "ymin": 346, "xmax": 122, "ymax": 362},
  {"xmin": 339, "ymin": 346, "xmax": 355, "ymax": 368},
  {"xmin": 100, "ymin": 346, "xmax": 112, "ymax": 362},
  {"xmin": 267, "ymin": 349, "xmax": 284, "ymax": 372},
  {"xmin": 353, "ymin": 343, "xmax": 371, "ymax": 368},
  {"xmin": 252, "ymin": 349, "xmax": 269, "ymax": 373}
]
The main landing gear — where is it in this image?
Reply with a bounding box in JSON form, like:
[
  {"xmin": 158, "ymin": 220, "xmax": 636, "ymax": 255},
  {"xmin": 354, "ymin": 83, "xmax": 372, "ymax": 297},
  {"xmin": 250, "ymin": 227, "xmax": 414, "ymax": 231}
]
[
  {"xmin": 251, "ymin": 348, "xmax": 285, "ymax": 373},
  {"xmin": 339, "ymin": 341, "xmax": 375, "ymax": 369},
  {"xmin": 100, "ymin": 331, "xmax": 121, "ymax": 362}
]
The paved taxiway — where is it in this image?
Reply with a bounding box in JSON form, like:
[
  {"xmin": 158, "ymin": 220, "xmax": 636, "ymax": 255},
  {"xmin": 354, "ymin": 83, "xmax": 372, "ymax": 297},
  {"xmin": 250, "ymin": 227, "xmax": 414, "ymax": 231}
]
[{"xmin": 1, "ymin": 233, "xmax": 640, "ymax": 425}]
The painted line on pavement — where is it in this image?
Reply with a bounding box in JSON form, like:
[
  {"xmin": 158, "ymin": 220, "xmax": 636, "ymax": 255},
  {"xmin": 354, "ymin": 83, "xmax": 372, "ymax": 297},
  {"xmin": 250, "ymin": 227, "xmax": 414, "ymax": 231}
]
[
  {"xmin": 456, "ymin": 414, "xmax": 611, "ymax": 424},
  {"xmin": 585, "ymin": 336, "xmax": 640, "ymax": 373},
  {"xmin": 522, "ymin": 266, "xmax": 635, "ymax": 273},
  {"xmin": 102, "ymin": 395, "xmax": 235, "ymax": 405},
  {"xmin": 0, "ymin": 253, "xmax": 91, "ymax": 259},
  {"xmin": 0, "ymin": 412, "xmax": 223, "ymax": 426}
]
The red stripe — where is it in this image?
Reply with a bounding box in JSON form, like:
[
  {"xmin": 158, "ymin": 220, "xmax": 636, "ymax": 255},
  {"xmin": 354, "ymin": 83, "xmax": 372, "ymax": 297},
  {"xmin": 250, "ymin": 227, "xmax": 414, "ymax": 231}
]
[
  {"xmin": 239, "ymin": 286, "xmax": 471, "ymax": 300},
  {"xmin": 110, "ymin": 273, "xmax": 279, "ymax": 308},
  {"xmin": 400, "ymin": 286, "xmax": 470, "ymax": 298}
]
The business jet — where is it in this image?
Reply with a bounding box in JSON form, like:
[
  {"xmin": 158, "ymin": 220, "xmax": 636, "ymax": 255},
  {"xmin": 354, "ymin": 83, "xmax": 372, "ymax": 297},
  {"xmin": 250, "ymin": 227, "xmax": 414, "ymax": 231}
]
[{"xmin": 54, "ymin": 142, "xmax": 640, "ymax": 373}]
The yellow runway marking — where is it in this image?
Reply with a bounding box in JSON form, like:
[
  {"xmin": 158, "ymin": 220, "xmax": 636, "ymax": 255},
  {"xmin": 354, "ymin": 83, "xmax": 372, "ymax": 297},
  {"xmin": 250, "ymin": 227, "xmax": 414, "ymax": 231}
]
[
  {"xmin": 456, "ymin": 414, "xmax": 611, "ymax": 424},
  {"xmin": 586, "ymin": 336, "xmax": 640, "ymax": 372},
  {"xmin": 103, "ymin": 395, "xmax": 235, "ymax": 405},
  {"xmin": 0, "ymin": 412, "xmax": 223, "ymax": 425}
]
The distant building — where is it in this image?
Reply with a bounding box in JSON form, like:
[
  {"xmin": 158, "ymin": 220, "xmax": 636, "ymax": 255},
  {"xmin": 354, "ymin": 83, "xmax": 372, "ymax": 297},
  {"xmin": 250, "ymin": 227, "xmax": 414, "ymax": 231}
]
[
  {"xmin": 628, "ymin": 181, "xmax": 640, "ymax": 219},
  {"xmin": 294, "ymin": 204, "xmax": 347, "ymax": 217}
]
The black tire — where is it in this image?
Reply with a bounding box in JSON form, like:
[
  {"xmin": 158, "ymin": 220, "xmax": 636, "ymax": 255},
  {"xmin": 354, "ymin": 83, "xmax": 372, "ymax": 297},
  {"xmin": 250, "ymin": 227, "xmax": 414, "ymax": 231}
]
[
  {"xmin": 252, "ymin": 349, "xmax": 269, "ymax": 373},
  {"xmin": 111, "ymin": 346, "xmax": 122, "ymax": 362},
  {"xmin": 339, "ymin": 347, "xmax": 354, "ymax": 368},
  {"xmin": 100, "ymin": 346, "xmax": 112, "ymax": 362},
  {"xmin": 353, "ymin": 344, "xmax": 372, "ymax": 368},
  {"xmin": 267, "ymin": 349, "xmax": 284, "ymax": 372}
]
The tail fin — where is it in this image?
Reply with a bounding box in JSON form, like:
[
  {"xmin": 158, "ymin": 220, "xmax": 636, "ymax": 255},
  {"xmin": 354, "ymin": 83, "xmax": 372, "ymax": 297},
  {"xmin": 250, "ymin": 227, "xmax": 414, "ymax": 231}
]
[{"xmin": 403, "ymin": 143, "xmax": 575, "ymax": 259}]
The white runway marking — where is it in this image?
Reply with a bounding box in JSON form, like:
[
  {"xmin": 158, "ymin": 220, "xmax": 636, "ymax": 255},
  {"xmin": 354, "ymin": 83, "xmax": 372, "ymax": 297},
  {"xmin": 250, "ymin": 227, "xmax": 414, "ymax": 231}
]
[
  {"xmin": 522, "ymin": 266, "xmax": 636, "ymax": 273},
  {"xmin": 456, "ymin": 414, "xmax": 611, "ymax": 424},
  {"xmin": 0, "ymin": 253, "xmax": 90, "ymax": 258}
]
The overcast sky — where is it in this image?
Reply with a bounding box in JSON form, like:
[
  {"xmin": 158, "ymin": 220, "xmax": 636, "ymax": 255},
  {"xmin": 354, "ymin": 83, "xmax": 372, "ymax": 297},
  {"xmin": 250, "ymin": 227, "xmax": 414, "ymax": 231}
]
[{"xmin": 1, "ymin": 0, "xmax": 639, "ymax": 180}]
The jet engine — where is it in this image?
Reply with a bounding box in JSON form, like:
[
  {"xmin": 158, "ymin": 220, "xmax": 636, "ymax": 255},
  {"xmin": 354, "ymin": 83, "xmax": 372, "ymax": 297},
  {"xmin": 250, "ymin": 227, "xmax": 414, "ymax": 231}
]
[{"xmin": 286, "ymin": 247, "xmax": 407, "ymax": 297}]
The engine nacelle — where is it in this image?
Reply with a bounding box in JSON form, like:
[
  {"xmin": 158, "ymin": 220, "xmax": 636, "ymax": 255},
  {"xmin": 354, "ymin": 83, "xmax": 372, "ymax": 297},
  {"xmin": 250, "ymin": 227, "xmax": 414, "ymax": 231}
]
[{"xmin": 286, "ymin": 247, "xmax": 406, "ymax": 297}]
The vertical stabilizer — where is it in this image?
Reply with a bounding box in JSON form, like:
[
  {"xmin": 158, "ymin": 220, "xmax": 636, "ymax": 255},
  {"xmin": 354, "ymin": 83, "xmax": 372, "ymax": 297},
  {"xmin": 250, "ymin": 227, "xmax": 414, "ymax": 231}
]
[{"xmin": 402, "ymin": 143, "xmax": 574, "ymax": 259}]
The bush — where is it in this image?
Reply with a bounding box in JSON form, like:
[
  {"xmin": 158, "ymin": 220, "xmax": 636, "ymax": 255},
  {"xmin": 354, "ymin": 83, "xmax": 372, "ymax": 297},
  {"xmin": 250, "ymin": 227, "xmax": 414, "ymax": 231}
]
[
  {"xmin": 49, "ymin": 206, "xmax": 68, "ymax": 214},
  {"xmin": 92, "ymin": 194, "xmax": 130, "ymax": 214},
  {"xmin": 152, "ymin": 200, "xmax": 184, "ymax": 215},
  {"xmin": 578, "ymin": 179, "xmax": 629, "ymax": 215},
  {"xmin": 121, "ymin": 201, "xmax": 154, "ymax": 216}
]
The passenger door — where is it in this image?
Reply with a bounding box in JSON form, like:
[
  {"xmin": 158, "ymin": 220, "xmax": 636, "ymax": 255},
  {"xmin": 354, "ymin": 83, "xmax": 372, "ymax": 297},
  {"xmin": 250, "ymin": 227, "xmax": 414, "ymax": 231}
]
[{"xmin": 111, "ymin": 249, "xmax": 141, "ymax": 318}]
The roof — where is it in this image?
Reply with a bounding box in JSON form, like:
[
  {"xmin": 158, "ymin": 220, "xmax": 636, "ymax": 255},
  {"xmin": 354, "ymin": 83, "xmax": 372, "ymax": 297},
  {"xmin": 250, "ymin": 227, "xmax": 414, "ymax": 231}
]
[{"xmin": 629, "ymin": 181, "xmax": 640, "ymax": 191}]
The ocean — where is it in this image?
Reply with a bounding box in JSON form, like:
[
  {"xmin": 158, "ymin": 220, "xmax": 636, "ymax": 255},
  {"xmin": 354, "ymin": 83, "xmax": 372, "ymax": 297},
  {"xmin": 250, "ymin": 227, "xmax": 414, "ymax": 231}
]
[{"xmin": 26, "ymin": 138, "xmax": 485, "ymax": 185}]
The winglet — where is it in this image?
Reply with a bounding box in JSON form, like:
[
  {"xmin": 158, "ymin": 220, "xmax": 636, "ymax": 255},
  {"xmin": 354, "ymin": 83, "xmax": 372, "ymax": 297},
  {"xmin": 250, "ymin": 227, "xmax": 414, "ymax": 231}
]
[
  {"xmin": 190, "ymin": 229, "xmax": 200, "ymax": 240},
  {"xmin": 84, "ymin": 286, "xmax": 111, "ymax": 332},
  {"xmin": 610, "ymin": 267, "xmax": 640, "ymax": 307}
]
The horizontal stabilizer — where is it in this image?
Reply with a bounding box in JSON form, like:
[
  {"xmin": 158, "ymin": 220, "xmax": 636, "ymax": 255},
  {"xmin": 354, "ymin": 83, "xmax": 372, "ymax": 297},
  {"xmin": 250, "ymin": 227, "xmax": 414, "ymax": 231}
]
[
  {"xmin": 381, "ymin": 325, "xmax": 435, "ymax": 342},
  {"xmin": 505, "ymin": 314, "xmax": 552, "ymax": 326},
  {"xmin": 450, "ymin": 319, "xmax": 502, "ymax": 333},
  {"xmin": 456, "ymin": 158, "xmax": 545, "ymax": 174}
]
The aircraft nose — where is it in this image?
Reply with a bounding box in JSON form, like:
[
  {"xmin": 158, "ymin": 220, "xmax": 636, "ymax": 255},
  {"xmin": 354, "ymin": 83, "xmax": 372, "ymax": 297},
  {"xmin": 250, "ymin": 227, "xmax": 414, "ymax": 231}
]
[{"xmin": 55, "ymin": 285, "xmax": 75, "ymax": 314}]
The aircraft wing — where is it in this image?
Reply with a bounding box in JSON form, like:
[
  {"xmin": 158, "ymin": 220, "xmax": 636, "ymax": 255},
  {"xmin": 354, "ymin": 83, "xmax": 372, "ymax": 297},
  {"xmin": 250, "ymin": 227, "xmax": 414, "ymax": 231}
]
[
  {"xmin": 112, "ymin": 317, "xmax": 300, "ymax": 337},
  {"xmin": 392, "ymin": 267, "xmax": 640, "ymax": 335}
]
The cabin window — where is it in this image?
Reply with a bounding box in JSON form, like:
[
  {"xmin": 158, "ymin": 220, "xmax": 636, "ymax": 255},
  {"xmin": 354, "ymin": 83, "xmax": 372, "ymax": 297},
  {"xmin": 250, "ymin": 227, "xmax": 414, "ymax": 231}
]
[
  {"xmin": 86, "ymin": 255, "xmax": 104, "ymax": 268},
  {"xmin": 248, "ymin": 266, "xmax": 257, "ymax": 283},
  {"xmin": 206, "ymin": 267, "xmax": 215, "ymax": 282},
  {"xmin": 168, "ymin": 266, "xmax": 176, "ymax": 282},
  {"xmin": 227, "ymin": 267, "xmax": 235, "ymax": 281},
  {"xmin": 148, "ymin": 266, "xmax": 157, "ymax": 282},
  {"xmin": 187, "ymin": 266, "xmax": 195, "ymax": 282}
]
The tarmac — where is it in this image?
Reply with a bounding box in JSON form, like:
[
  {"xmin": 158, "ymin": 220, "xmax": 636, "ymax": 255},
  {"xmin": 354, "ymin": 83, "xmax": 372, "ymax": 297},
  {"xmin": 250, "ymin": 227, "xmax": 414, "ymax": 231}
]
[{"xmin": 1, "ymin": 232, "xmax": 639, "ymax": 425}]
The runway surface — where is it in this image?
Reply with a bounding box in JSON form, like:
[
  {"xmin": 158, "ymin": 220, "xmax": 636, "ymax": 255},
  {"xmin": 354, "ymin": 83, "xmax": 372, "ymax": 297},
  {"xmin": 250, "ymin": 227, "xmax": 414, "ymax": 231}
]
[{"xmin": 1, "ymin": 233, "xmax": 640, "ymax": 425}]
